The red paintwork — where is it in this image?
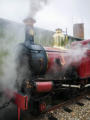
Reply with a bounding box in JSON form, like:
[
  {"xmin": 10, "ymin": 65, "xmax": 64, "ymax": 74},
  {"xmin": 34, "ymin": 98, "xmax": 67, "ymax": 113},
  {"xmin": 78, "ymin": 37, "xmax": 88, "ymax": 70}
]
[
  {"xmin": 77, "ymin": 50, "xmax": 90, "ymax": 78},
  {"xmin": 5, "ymin": 90, "xmax": 28, "ymax": 110},
  {"xmin": 44, "ymin": 47, "xmax": 67, "ymax": 74},
  {"xmin": 80, "ymin": 39, "xmax": 90, "ymax": 45},
  {"xmin": 36, "ymin": 82, "xmax": 53, "ymax": 92},
  {"xmin": 71, "ymin": 39, "xmax": 90, "ymax": 47},
  {"xmin": 44, "ymin": 39, "xmax": 90, "ymax": 79},
  {"xmin": 40, "ymin": 102, "xmax": 46, "ymax": 112},
  {"xmin": 14, "ymin": 93, "xmax": 28, "ymax": 120},
  {"xmin": 72, "ymin": 39, "xmax": 90, "ymax": 79},
  {"xmin": 14, "ymin": 92, "xmax": 28, "ymax": 110},
  {"xmin": 5, "ymin": 90, "xmax": 28, "ymax": 120}
]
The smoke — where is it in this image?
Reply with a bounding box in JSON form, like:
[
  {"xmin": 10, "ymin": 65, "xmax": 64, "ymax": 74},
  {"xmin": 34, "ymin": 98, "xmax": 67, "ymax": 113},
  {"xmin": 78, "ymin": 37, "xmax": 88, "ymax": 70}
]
[{"xmin": 29, "ymin": 0, "xmax": 50, "ymax": 18}]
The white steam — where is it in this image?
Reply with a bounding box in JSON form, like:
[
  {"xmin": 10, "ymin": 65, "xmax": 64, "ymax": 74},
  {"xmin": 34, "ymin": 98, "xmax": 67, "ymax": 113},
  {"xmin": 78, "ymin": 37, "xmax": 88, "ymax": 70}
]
[
  {"xmin": 0, "ymin": 0, "xmax": 51, "ymax": 94},
  {"xmin": 0, "ymin": 38, "xmax": 19, "ymax": 106},
  {"xmin": 0, "ymin": 22, "xmax": 25, "ymax": 93},
  {"xmin": 64, "ymin": 43, "xmax": 89, "ymax": 67},
  {"xmin": 1, "ymin": 47, "xmax": 17, "ymax": 91},
  {"xmin": 29, "ymin": 0, "xmax": 50, "ymax": 18}
]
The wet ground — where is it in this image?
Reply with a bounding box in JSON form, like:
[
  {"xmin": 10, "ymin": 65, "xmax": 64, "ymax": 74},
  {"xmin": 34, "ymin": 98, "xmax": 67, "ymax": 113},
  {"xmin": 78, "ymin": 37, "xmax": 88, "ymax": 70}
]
[
  {"xmin": 0, "ymin": 103, "xmax": 45, "ymax": 120},
  {"xmin": 0, "ymin": 104, "xmax": 18, "ymax": 120}
]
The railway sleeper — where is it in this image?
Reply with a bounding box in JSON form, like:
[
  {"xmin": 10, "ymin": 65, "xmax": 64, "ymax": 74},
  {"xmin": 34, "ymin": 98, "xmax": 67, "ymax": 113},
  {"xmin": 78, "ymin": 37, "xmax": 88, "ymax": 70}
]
[
  {"xmin": 47, "ymin": 113, "xmax": 57, "ymax": 120},
  {"xmin": 76, "ymin": 102, "xmax": 84, "ymax": 106},
  {"xmin": 85, "ymin": 96, "xmax": 90, "ymax": 100},
  {"xmin": 62, "ymin": 106, "xmax": 73, "ymax": 113}
]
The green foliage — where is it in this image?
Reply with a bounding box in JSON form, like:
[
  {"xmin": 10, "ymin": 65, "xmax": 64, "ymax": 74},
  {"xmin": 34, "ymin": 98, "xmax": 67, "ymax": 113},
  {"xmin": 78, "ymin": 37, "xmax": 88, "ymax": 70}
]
[
  {"xmin": 34, "ymin": 28, "xmax": 53, "ymax": 47},
  {"xmin": 0, "ymin": 50, "xmax": 8, "ymax": 76}
]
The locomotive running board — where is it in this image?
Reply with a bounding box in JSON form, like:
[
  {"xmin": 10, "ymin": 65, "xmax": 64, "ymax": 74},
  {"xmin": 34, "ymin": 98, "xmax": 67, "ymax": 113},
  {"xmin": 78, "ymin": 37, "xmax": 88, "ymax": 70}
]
[{"xmin": 62, "ymin": 84, "xmax": 80, "ymax": 88}]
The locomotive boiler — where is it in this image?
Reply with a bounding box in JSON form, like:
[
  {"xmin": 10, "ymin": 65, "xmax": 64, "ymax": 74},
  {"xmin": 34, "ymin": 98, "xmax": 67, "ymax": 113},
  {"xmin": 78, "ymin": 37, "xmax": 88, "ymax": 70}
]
[{"xmin": 6, "ymin": 18, "xmax": 90, "ymax": 120}]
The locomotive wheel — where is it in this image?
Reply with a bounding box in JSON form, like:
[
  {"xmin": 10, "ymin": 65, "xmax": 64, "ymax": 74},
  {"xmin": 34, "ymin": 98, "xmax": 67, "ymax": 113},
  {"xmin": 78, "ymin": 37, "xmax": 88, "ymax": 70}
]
[
  {"xmin": 29, "ymin": 99, "xmax": 41, "ymax": 116},
  {"xmin": 80, "ymin": 83, "xmax": 85, "ymax": 91},
  {"xmin": 29, "ymin": 94, "xmax": 51, "ymax": 116}
]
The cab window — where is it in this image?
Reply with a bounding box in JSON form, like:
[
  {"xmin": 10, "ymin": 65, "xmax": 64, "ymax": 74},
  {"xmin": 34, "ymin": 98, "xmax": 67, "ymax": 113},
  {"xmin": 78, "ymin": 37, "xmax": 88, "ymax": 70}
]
[{"xmin": 87, "ymin": 42, "xmax": 90, "ymax": 49}]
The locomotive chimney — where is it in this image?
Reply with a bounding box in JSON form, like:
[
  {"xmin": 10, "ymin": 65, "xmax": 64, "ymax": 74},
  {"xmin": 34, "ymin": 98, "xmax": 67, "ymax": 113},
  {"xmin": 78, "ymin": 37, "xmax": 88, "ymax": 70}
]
[
  {"xmin": 23, "ymin": 17, "xmax": 36, "ymax": 47},
  {"xmin": 73, "ymin": 23, "xmax": 84, "ymax": 39}
]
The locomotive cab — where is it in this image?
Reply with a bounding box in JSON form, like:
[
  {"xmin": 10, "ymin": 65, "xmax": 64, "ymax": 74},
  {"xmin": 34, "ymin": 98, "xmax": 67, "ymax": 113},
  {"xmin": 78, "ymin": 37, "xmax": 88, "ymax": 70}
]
[{"xmin": 77, "ymin": 40, "xmax": 90, "ymax": 79}]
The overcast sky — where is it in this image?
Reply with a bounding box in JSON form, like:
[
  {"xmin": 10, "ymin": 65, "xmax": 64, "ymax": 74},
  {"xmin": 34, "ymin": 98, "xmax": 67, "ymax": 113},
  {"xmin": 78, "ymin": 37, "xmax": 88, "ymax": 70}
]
[{"xmin": 0, "ymin": 0, "xmax": 90, "ymax": 39}]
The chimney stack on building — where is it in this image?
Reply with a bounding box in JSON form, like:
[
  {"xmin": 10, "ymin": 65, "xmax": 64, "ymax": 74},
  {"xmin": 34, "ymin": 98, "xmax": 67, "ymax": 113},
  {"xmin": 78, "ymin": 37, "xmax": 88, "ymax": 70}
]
[{"xmin": 73, "ymin": 23, "xmax": 84, "ymax": 39}]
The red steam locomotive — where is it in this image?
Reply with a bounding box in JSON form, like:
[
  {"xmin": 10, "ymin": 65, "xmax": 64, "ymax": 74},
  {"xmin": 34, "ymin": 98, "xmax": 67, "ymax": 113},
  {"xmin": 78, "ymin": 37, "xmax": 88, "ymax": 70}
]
[{"xmin": 6, "ymin": 18, "xmax": 90, "ymax": 120}]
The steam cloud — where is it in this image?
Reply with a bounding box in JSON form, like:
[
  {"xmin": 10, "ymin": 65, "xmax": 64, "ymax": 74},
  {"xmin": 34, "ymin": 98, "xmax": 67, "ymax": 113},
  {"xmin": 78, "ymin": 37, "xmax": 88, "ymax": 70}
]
[
  {"xmin": 65, "ymin": 43, "xmax": 88, "ymax": 66},
  {"xmin": 0, "ymin": 23, "xmax": 25, "ymax": 107},
  {"xmin": 1, "ymin": 49, "xmax": 17, "ymax": 91},
  {"xmin": 0, "ymin": 0, "xmax": 51, "ymax": 104},
  {"xmin": 29, "ymin": 0, "xmax": 50, "ymax": 18}
]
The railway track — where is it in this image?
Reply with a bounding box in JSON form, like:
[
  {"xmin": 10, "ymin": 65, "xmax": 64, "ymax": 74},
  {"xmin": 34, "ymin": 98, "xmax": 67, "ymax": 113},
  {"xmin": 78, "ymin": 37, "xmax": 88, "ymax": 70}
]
[
  {"xmin": 15, "ymin": 87, "xmax": 90, "ymax": 120},
  {"xmin": 47, "ymin": 88, "xmax": 90, "ymax": 113},
  {"xmin": 44, "ymin": 87, "xmax": 90, "ymax": 120},
  {"xmin": 0, "ymin": 87, "xmax": 90, "ymax": 120},
  {"xmin": 46, "ymin": 87, "xmax": 90, "ymax": 111},
  {"xmin": 23, "ymin": 87, "xmax": 90, "ymax": 120}
]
